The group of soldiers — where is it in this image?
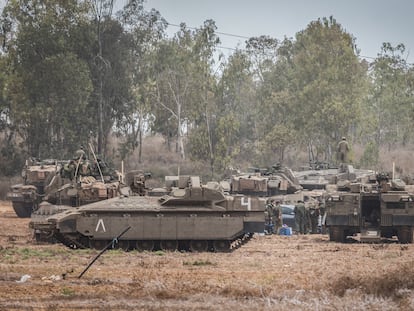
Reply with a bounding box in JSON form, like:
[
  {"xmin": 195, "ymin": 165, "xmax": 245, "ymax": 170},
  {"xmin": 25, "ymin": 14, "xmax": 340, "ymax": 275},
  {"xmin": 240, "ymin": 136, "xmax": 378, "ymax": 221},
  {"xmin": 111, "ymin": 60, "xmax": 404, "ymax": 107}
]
[
  {"xmin": 293, "ymin": 198, "xmax": 325, "ymax": 234},
  {"xmin": 265, "ymin": 196, "xmax": 325, "ymax": 235},
  {"xmin": 61, "ymin": 146, "xmax": 114, "ymax": 181}
]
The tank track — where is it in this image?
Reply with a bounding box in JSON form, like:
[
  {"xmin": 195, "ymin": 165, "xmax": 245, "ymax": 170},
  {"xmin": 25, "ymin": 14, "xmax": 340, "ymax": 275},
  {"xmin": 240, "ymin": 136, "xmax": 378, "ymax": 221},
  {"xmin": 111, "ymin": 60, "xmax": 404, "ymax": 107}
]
[
  {"xmin": 53, "ymin": 232, "xmax": 256, "ymax": 252},
  {"xmin": 54, "ymin": 232, "xmax": 89, "ymax": 249}
]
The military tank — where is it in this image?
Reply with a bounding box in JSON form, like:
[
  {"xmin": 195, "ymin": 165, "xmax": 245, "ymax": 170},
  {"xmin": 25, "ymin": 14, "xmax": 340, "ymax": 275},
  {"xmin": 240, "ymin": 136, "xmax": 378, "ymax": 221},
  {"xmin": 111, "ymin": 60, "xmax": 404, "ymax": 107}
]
[
  {"xmin": 29, "ymin": 155, "xmax": 122, "ymax": 242},
  {"xmin": 30, "ymin": 176, "xmax": 266, "ymax": 252},
  {"xmin": 43, "ymin": 159, "xmax": 120, "ymax": 208},
  {"xmin": 294, "ymin": 163, "xmax": 374, "ymax": 190},
  {"xmin": 6, "ymin": 158, "xmax": 63, "ymax": 217},
  {"xmin": 228, "ymin": 164, "xmax": 302, "ymax": 196},
  {"xmin": 326, "ymin": 173, "xmax": 414, "ymax": 243}
]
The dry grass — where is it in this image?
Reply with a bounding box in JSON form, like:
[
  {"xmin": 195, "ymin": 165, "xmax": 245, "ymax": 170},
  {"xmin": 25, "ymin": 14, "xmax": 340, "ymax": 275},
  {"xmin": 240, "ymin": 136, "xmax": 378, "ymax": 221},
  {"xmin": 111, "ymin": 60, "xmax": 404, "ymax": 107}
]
[
  {"xmin": 0, "ymin": 201, "xmax": 414, "ymax": 310},
  {"xmin": 331, "ymin": 260, "xmax": 414, "ymax": 298}
]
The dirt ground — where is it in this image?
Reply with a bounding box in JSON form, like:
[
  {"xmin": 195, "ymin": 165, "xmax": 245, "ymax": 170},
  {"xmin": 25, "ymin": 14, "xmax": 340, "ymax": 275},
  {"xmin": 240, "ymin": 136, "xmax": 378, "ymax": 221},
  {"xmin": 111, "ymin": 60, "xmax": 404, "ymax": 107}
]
[{"xmin": 0, "ymin": 201, "xmax": 414, "ymax": 311}]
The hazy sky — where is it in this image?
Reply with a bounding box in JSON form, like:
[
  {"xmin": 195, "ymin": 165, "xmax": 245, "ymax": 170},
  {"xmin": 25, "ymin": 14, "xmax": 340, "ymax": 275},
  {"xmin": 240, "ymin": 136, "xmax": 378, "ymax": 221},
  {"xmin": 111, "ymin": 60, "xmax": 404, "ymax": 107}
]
[{"xmin": 137, "ymin": 0, "xmax": 414, "ymax": 63}]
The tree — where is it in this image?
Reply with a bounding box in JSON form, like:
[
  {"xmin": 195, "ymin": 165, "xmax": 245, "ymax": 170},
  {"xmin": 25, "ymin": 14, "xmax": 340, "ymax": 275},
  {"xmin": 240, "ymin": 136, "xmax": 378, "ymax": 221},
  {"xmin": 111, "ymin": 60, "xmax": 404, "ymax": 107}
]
[
  {"xmin": 246, "ymin": 36, "xmax": 296, "ymax": 165},
  {"xmin": 153, "ymin": 21, "xmax": 219, "ymax": 160},
  {"xmin": 288, "ymin": 16, "xmax": 367, "ymax": 162},
  {"xmin": 367, "ymin": 43, "xmax": 414, "ymax": 148},
  {"xmin": 89, "ymin": 0, "xmax": 128, "ymax": 157},
  {"xmin": 191, "ymin": 49, "xmax": 256, "ymax": 172},
  {"xmin": 116, "ymin": 0, "xmax": 166, "ymax": 162},
  {"xmin": 3, "ymin": 0, "xmax": 93, "ymax": 158}
]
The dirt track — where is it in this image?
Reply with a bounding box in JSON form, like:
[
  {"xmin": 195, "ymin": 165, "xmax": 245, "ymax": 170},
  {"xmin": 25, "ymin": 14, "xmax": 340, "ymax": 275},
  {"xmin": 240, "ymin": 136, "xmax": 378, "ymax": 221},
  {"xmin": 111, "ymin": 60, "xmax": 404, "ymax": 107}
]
[{"xmin": 0, "ymin": 201, "xmax": 414, "ymax": 310}]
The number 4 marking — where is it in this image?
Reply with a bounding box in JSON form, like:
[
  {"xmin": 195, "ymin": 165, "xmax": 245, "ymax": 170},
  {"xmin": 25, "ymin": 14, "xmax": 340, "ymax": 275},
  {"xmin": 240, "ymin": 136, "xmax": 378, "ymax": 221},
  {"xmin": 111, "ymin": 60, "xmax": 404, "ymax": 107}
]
[{"xmin": 241, "ymin": 197, "xmax": 251, "ymax": 211}]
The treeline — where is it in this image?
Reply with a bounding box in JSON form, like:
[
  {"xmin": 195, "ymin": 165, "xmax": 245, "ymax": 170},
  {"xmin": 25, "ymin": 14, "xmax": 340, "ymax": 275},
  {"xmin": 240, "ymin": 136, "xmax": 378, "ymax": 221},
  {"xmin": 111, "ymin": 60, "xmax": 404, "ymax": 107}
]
[{"xmin": 0, "ymin": 0, "xmax": 413, "ymax": 177}]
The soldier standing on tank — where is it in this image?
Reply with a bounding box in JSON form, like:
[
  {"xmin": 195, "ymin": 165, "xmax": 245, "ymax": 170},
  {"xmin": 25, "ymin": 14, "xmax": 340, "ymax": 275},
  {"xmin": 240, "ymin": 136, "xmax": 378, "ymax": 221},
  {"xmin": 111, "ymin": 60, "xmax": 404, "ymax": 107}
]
[
  {"xmin": 62, "ymin": 160, "xmax": 76, "ymax": 180},
  {"xmin": 294, "ymin": 200, "xmax": 306, "ymax": 234},
  {"xmin": 337, "ymin": 137, "xmax": 349, "ymax": 163},
  {"xmin": 75, "ymin": 146, "xmax": 87, "ymax": 161}
]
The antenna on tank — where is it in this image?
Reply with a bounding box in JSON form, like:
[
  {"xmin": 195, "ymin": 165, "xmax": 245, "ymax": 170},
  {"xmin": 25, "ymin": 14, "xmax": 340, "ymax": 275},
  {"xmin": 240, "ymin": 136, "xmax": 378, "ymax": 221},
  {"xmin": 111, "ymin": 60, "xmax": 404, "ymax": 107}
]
[
  {"xmin": 392, "ymin": 162, "xmax": 395, "ymax": 181},
  {"xmin": 89, "ymin": 143, "xmax": 104, "ymax": 183}
]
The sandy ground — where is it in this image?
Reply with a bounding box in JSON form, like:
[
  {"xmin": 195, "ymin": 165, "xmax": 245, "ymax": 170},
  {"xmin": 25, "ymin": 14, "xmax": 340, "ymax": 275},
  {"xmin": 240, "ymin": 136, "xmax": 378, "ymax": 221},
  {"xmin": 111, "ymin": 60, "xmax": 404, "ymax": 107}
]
[{"xmin": 0, "ymin": 201, "xmax": 414, "ymax": 310}]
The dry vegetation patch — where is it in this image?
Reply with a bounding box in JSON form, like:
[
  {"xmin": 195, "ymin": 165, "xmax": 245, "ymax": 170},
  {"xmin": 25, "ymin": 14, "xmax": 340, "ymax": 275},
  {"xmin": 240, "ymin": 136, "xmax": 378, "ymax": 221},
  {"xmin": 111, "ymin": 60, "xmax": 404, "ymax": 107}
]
[
  {"xmin": 0, "ymin": 201, "xmax": 414, "ymax": 310},
  {"xmin": 331, "ymin": 260, "xmax": 414, "ymax": 298}
]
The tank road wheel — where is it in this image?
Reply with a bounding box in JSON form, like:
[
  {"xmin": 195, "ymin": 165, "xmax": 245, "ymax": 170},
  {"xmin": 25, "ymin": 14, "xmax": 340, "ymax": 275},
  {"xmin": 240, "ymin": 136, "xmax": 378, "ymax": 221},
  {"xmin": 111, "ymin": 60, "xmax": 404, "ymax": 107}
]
[
  {"xmin": 398, "ymin": 227, "xmax": 414, "ymax": 244},
  {"xmin": 213, "ymin": 240, "xmax": 231, "ymax": 252},
  {"xmin": 160, "ymin": 240, "xmax": 178, "ymax": 251},
  {"xmin": 189, "ymin": 240, "xmax": 209, "ymax": 252},
  {"xmin": 136, "ymin": 240, "xmax": 155, "ymax": 251},
  {"xmin": 115, "ymin": 240, "xmax": 130, "ymax": 251},
  {"xmin": 89, "ymin": 239, "xmax": 110, "ymax": 250}
]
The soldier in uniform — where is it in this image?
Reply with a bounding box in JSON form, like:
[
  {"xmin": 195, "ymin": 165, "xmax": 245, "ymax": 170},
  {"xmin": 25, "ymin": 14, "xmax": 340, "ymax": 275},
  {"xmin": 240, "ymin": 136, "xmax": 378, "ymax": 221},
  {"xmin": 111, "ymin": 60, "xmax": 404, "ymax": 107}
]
[
  {"xmin": 74, "ymin": 146, "xmax": 87, "ymax": 161},
  {"xmin": 318, "ymin": 197, "xmax": 327, "ymax": 234},
  {"xmin": 61, "ymin": 160, "xmax": 76, "ymax": 180},
  {"xmin": 294, "ymin": 200, "xmax": 306, "ymax": 234},
  {"xmin": 304, "ymin": 203, "xmax": 312, "ymax": 234},
  {"xmin": 272, "ymin": 200, "xmax": 283, "ymax": 234},
  {"xmin": 265, "ymin": 199, "xmax": 274, "ymax": 234},
  {"xmin": 309, "ymin": 200, "xmax": 320, "ymax": 234},
  {"xmin": 337, "ymin": 137, "xmax": 349, "ymax": 163}
]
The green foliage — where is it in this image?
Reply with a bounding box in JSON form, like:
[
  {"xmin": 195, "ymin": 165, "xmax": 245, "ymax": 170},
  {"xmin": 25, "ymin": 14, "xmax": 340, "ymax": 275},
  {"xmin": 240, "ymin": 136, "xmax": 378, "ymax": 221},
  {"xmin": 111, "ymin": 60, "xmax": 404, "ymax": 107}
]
[
  {"xmin": 287, "ymin": 17, "xmax": 367, "ymax": 159},
  {"xmin": 0, "ymin": 247, "xmax": 56, "ymax": 261},
  {"xmin": 115, "ymin": 1, "xmax": 166, "ymax": 161},
  {"xmin": 183, "ymin": 259, "xmax": 216, "ymax": 266},
  {"xmin": 3, "ymin": 0, "xmax": 94, "ymax": 158},
  {"xmin": 1, "ymin": 1, "xmax": 414, "ymax": 173},
  {"xmin": 61, "ymin": 287, "xmax": 76, "ymax": 296},
  {"xmin": 152, "ymin": 20, "xmax": 220, "ymax": 160},
  {"xmin": 367, "ymin": 43, "xmax": 414, "ymax": 147},
  {"xmin": 258, "ymin": 124, "xmax": 294, "ymax": 165}
]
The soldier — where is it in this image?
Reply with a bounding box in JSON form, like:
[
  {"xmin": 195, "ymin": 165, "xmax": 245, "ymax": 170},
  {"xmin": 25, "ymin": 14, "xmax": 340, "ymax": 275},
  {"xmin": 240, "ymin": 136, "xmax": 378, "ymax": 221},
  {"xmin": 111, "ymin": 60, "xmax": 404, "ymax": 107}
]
[
  {"xmin": 337, "ymin": 137, "xmax": 349, "ymax": 163},
  {"xmin": 294, "ymin": 200, "xmax": 306, "ymax": 234},
  {"xmin": 130, "ymin": 173, "xmax": 149, "ymax": 196},
  {"xmin": 318, "ymin": 197, "xmax": 327, "ymax": 234},
  {"xmin": 272, "ymin": 200, "xmax": 283, "ymax": 234},
  {"xmin": 309, "ymin": 201, "xmax": 320, "ymax": 234},
  {"xmin": 304, "ymin": 203, "xmax": 312, "ymax": 234},
  {"xmin": 265, "ymin": 199, "xmax": 274, "ymax": 234},
  {"xmin": 74, "ymin": 146, "xmax": 87, "ymax": 161},
  {"xmin": 61, "ymin": 160, "xmax": 76, "ymax": 180},
  {"xmin": 79, "ymin": 160, "xmax": 92, "ymax": 176}
]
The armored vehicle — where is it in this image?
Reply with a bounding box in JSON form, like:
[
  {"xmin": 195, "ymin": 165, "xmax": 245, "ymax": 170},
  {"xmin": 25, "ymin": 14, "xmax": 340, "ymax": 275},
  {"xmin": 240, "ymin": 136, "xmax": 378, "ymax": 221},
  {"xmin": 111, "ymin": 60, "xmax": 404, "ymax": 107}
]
[
  {"xmin": 6, "ymin": 158, "xmax": 63, "ymax": 218},
  {"xmin": 229, "ymin": 165, "xmax": 302, "ymax": 196},
  {"xmin": 326, "ymin": 173, "xmax": 414, "ymax": 243},
  {"xmin": 30, "ymin": 159, "xmax": 121, "ymax": 241},
  {"xmin": 294, "ymin": 163, "xmax": 374, "ymax": 190},
  {"xmin": 30, "ymin": 176, "xmax": 266, "ymax": 252},
  {"xmin": 43, "ymin": 169, "xmax": 120, "ymax": 207}
]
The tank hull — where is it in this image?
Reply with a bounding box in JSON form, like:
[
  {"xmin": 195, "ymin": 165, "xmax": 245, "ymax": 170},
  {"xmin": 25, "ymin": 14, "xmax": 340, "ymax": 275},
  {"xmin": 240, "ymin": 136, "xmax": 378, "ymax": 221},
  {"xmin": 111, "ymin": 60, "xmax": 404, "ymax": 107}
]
[{"xmin": 30, "ymin": 193, "xmax": 266, "ymax": 252}]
